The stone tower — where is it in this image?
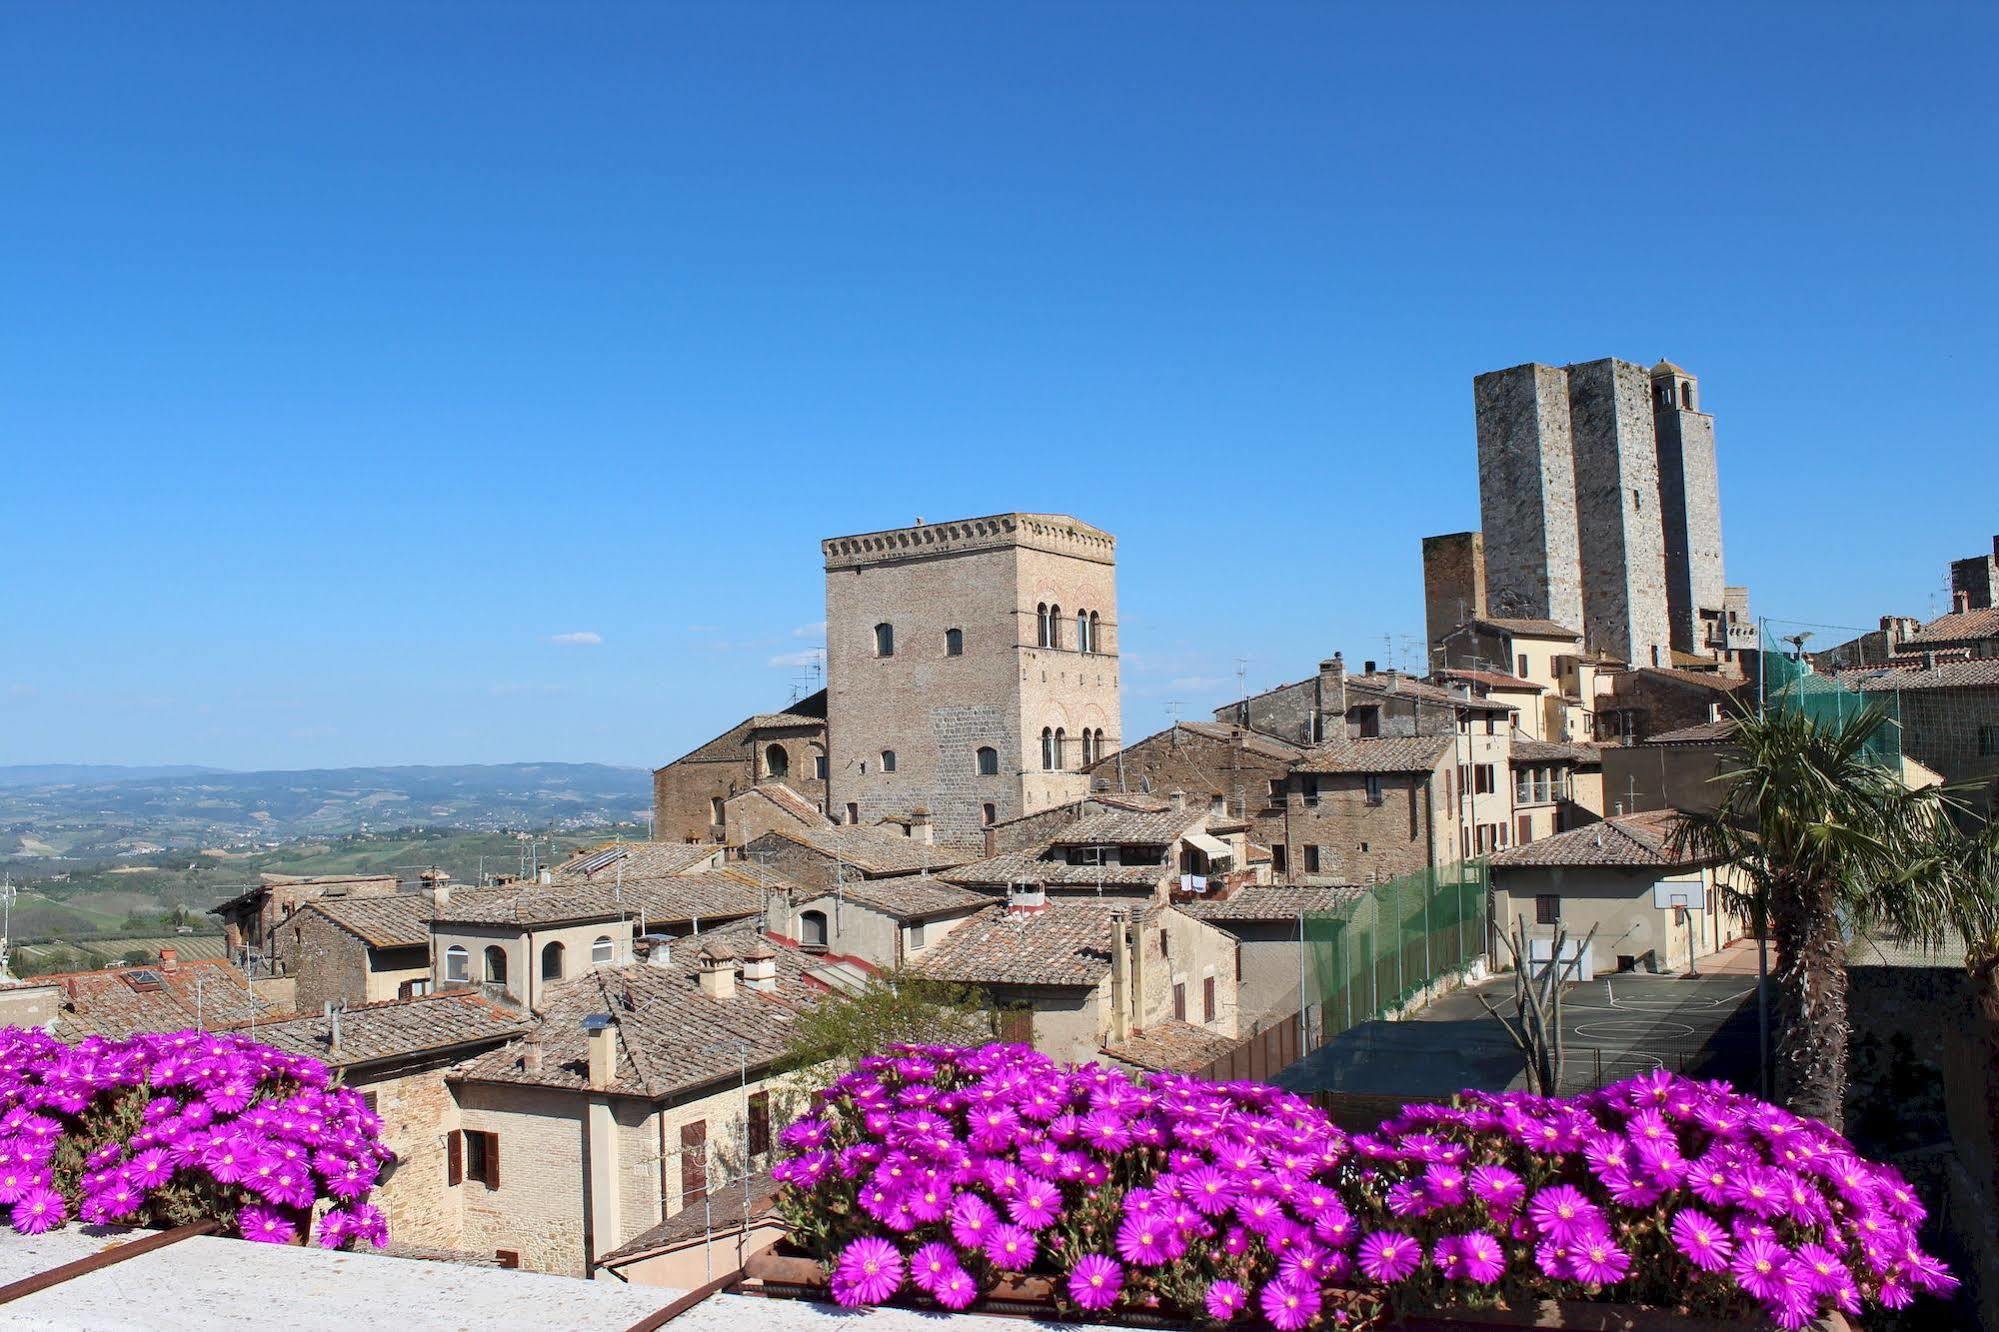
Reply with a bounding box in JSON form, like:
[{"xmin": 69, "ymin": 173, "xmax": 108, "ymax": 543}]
[
  {"xmin": 1566, "ymin": 359, "xmax": 1672, "ymax": 668},
  {"xmin": 1422, "ymin": 532, "xmax": 1487, "ymax": 658},
  {"xmin": 1650, "ymin": 360, "xmax": 1725, "ymax": 655},
  {"xmin": 1475, "ymin": 364, "xmax": 1586, "ymax": 633},
  {"xmin": 821, "ymin": 513, "xmax": 1120, "ymax": 844}
]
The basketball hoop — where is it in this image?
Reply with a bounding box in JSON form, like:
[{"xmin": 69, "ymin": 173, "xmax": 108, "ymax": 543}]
[{"xmin": 1673, "ymin": 905, "xmax": 1687, "ymax": 926}]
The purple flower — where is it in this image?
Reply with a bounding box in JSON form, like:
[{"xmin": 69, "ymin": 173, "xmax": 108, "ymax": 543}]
[
  {"xmin": 1066, "ymin": 1254, "xmax": 1122, "ymax": 1311},
  {"xmin": 1438, "ymin": 1231, "xmax": 1505, "ymax": 1284},
  {"xmin": 1181, "ymin": 1163, "xmax": 1236, "ymax": 1215},
  {"xmin": 830, "ymin": 1236, "xmax": 905, "ymax": 1307},
  {"xmin": 1468, "ymin": 1163, "xmax": 1524, "ymax": 1210},
  {"xmin": 1006, "ymin": 1175, "xmax": 1062, "ymax": 1230},
  {"xmin": 932, "ymin": 1264, "xmax": 978, "ymax": 1310},
  {"xmin": 984, "ymin": 1223, "xmax": 1035, "ymax": 1271},
  {"xmin": 1731, "ymin": 1235, "xmax": 1796, "ymax": 1303},
  {"xmin": 1356, "ymin": 1230, "xmax": 1422, "ymax": 1282},
  {"xmin": 1115, "ymin": 1211, "xmax": 1173, "ymax": 1265},
  {"xmin": 909, "ymin": 1241, "xmax": 955, "ymax": 1292},
  {"xmin": 1526, "ymin": 1184, "xmax": 1599, "ymax": 1244},
  {"xmin": 1566, "ymin": 1227, "xmax": 1631, "ymax": 1286},
  {"xmin": 10, "ymin": 1185, "xmax": 66, "ymax": 1235},
  {"xmin": 1669, "ymin": 1208, "xmax": 1733, "ymax": 1273},
  {"xmin": 238, "ymin": 1205, "xmax": 298, "ymax": 1245},
  {"xmin": 1203, "ymin": 1279, "xmax": 1246, "ymax": 1321},
  {"xmin": 1257, "ymin": 1276, "xmax": 1321, "ymax": 1332}
]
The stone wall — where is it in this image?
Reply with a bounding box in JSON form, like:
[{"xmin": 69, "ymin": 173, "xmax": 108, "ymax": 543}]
[
  {"xmin": 289, "ymin": 912, "xmax": 373, "ymax": 1014},
  {"xmin": 1566, "ymin": 359, "xmax": 1672, "ymax": 668},
  {"xmin": 1652, "ymin": 379, "xmax": 1725, "ymax": 657},
  {"xmin": 1284, "ymin": 770, "xmax": 1445, "ymax": 884},
  {"xmin": 1084, "ymin": 727, "xmax": 1291, "ymax": 849},
  {"xmin": 353, "ymin": 1055, "xmax": 467, "ymax": 1251},
  {"xmin": 652, "ymin": 720, "xmax": 826, "ymax": 846},
  {"xmin": 1476, "ymin": 363, "xmax": 1584, "ymax": 632},
  {"xmin": 1422, "ymin": 532, "xmax": 1487, "ymax": 652}
]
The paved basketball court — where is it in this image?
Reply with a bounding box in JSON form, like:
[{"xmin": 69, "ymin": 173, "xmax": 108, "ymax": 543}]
[{"xmin": 1275, "ymin": 946, "xmax": 1765, "ymax": 1099}]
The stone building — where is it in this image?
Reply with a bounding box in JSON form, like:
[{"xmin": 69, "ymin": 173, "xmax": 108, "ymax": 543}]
[
  {"xmin": 251, "ymin": 992, "xmax": 533, "ymax": 1252},
  {"xmin": 1431, "ymin": 357, "xmax": 1740, "ymax": 674},
  {"xmin": 211, "ymin": 873, "xmax": 399, "ymax": 976},
  {"xmin": 942, "ymin": 798, "xmax": 1258, "ymax": 904},
  {"xmin": 1951, "ymin": 534, "xmax": 1999, "ymax": 612},
  {"xmin": 1847, "ymin": 659, "xmax": 1999, "ymax": 810},
  {"xmin": 1594, "ymin": 665, "xmax": 1752, "ymax": 744},
  {"xmin": 1219, "ymin": 656, "xmax": 1508, "ymax": 747},
  {"xmin": 771, "ymin": 876, "xmax": 991, "ymax": 967},
  {"xmin": 821, "ymin": 513, "xmax": 1120, "ymax": 843},
  {"xmin": 1079, "ymin": 721, "xmax": 1304, "ymax": 852},
  {"xmin": 1279, "ymin": 737, "xmax": 1466, "ymax": 882},
  {"xmin": 1901, "ymin": 604, "xmax": 1999, "ymax": 662},
  {"xmin": 910, "ymin": 896, "xmax": 1239, "ymax": 1066},
  {"xmin": 739, "ymin": 821, "xmax": 980, "ymax": 896},
  {"xmin": 285, "ymin": 893, "xmax": 434, "ymax": 1013},
  {"xmin": 1179, "ymin": 884, "xmax": 1367, "ymax": 1026},
  {"xmin": 649, "ymin": 692, "xmax": 827, "ymax": 845}
]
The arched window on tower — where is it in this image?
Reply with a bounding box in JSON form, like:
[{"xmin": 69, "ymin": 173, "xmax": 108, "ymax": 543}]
[
  {"xmin": 1040, "ymin": 728, "xmax": 1055, "ymax": 771},
  {"xmin": 874, "ymin": 622, "xmax": 895, "ymax": 657},
  {"xmin": 1054, "ymin": 727, "xmax": 1067, "ymax": 770},
  {"xmin": 1077, "ymin": 610, "xmax": 1090, "ymax": 653},
  {"xmin": 945, "ymin": 627, "xmax": 963, "ymax": 656},
  {"xmin": 880, "ymin": 749, "xmax": 897, "ymax": 773},
  {"xmin": 1089, "ymin": 611, "xmax": 1100, "ymax": 653},
  {"xmin": 1080, "ymin": 730, "xmax": 1095, "ymax": 766},
  {"xmin": 1036, "ymin": 604, "xmax": 1050, "ymax": 647},
  {"xmin": 976, "ymin": 746, "xmax": 999, "ymax": 776},
  {"xmin": 1094, "ymin": 728, "xmax": 1106, "ymax": 761},
  {"xmin": 764, "ymin": 744, "xmax": 789, "ymax": 779},
  {"xmin": 1048, "ymin": 606, "xmax": 1062, "ymax": 649}
]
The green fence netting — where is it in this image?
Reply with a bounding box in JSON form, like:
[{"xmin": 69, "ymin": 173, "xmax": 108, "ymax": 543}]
[
  {"xmin": 1760, "ymin": 646, "xmax": 1902, "ymax": 766},
  {"xmin": 1303, "ymin": 860, "xmax": 1489, "ymax": 1038}
]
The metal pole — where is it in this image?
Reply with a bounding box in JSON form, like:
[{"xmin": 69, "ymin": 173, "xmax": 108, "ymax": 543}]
[
  {"xmin": 1296, "ymin": 912, "xmax": 1310, "ymax": 1052},
  {"xmin": 1755, "ymin": 895, "xmax": 1772, "ymax": 1101}
]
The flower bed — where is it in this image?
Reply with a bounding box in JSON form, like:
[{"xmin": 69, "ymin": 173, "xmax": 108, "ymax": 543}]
[
  {"xmin": 770, "ymin": 1043, "xmax": 1951, "ymax": 1329},
  {"xmin": 0, "ymin": 1026, "xmax": 392, "ymax": 1247}
]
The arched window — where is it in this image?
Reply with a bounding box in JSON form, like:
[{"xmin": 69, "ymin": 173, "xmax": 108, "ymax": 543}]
[
  {"xmin": 1094, "ymin": 728, "xmax": 1106, "ymax": 761},
  {"xmin": 1048, "ymin": 605, "xmax": 1062, "ymax": 649},
  {"xmin": 1080, "ymin": 730, "xmax": 1095, "ymax": 765},
  {"xmin": 1036, "ymin": 604, "xmax": 1050, "ymax": 648},
  {"xmin": 800, "ymin": 910, "xmax": 829, "ymax": 949},
  {"xmin": 541, "ymin": 941, "xmax": 565, "ymax": 981},
  {"xmin": 1089, "ymin": 611, "xmax": 1100, "ymax": 652},
  {"xmin": 764, "ymin": 744, "xmax": 789, "ymax": 779},
  {"xmin": 1054, "ymin": 727, "xmax": 1067, "ymax": 770},
  {"xmin": 982, "ymin": 802, "xmax": 997, "ymax": 825},
  {"xmin": 880, "ymin": 749, "xmax": 897, "ymax": 773},
  {"xmin": 483, "ymin": 945, "xmax": 508, "ymax": 984},
  {"xmin": 945, "ymin": 627, "xmax": 963, "ymax": 656},
  {"xmin": 1077, "ymin": 610, "xmax": 1090, "ymax": 653},
  {"xmin": 709, "ymin": 796, "xmax": 725, "ymax": 826},
  {"xmin": 846, "ymin": 801, "xmax": 859, "ymax": 824},
  {"xmin": 1040, "ymin": 728, "xmax": 1056, "ymax": 771},
  {"xmin": 591, "ymin": 935, "xmax": 614, "ymax": 965},
  {"xmin": 445, "ymin": 945, "xmax": 469, "ymax": 983},
  {"xmin": 976, "ymin": 746, "xmax": 999, "ymax": 776},
  {"xmin": 874, "ymin": 622, "xmax": 895, "ymax": 657}
]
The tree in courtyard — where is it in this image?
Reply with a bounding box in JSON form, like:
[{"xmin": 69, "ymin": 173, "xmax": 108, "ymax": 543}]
[
  {"xmin": 1674, "ymin": 703, "xmax": 1996, "ymax": 1130},
  {"xmin": 781, "ymin": 971, "xmax": 998, "ymax": 1074}
]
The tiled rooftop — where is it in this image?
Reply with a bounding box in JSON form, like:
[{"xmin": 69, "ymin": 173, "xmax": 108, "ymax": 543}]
[
  {"xmin": 1047, "ymin": 807, "xmax": 1204, "ymax": 846},
  {"xmin": 251, "ymin": 990, "xmax": 533, "ymax": 1069},
  {"xmin": 1509, "ymin": 738, "xmax": 1602, "ymax": 763},
  {"xmin": 552, "ymin": 840, "xmax": 724, "ymax": 881},
  {"xmin": 1640, "ymin": 720, "xmax": 1739, "ymax": 745},
  {"xmin": 911, "ymin": 902, "xmax": 1158, "ymax": 987},
  {"xmin": 1842, "ymin": 659, "xmax": 1999, "ymax": 691},
  {"xmin": 1103, "ymin": 1019, "xmax": 1239, "ymax": 1073},
  {"xmin": 39, "ymin": 959, "xmax": 288, "ymax": 1041},
  {"xmin": 941, "ymin": 850, "xmax": 1168, "ymax": 890},
  {"xmin": 1903, "ymin": 606, "xmax": 1999, "ymax": 647},
  {"xmin": 1291, "ymin": 737, "xmax": 1454, "ymax": 774},
  {"xmin": 1178, "ymin": 884, "xmax": 1368, "ymax": 922},
  {"xmin": 798, "ymin": 876, "xmax": 992, "ymax": 919},
  {"xmin": 1160, "ymin": 721, "xmax": 1310, "ymax": 760},
  {"xmin": 429, "ymin": 868, "xmax": 770, "ymax": 928},
  {"xmin": 302, "ymin": 893, "xmax": 431, "ymax": 948},
  {"xmin": 1439, "ymin": 668, "xmax": 1545, "ymax": 692},
  {"xmin": 756, "ymin": 824, "xmax": 982, "ymax": 875},
  {"xmin": 1490, "ymin": 809, "xmax": 1699, "ymax": 869},
  {"xmin": 1472, "ymin": 616, "xmax": 1584, "ymax": 640}
]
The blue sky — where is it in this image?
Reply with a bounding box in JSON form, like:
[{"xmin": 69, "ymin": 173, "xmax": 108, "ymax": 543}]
[{"xmin": 5, "ymin": 4, "xmax": 1994, "ymax": 771}]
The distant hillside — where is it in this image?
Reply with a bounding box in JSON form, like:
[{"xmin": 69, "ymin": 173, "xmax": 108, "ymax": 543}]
[
  {"xmin": 0, "ymin": 762, "xmax": 650, "ymax": 858},
  {"xmin": 0, "ymin": 764, "xmax": 228, "ymax": 789}
]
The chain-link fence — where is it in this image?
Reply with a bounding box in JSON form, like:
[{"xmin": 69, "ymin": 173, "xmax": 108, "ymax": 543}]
[
  {"xmin": 1760, "ymin": 629, "xmax": 1902, "ymax": 766},
  {"xmin": 1303, "ymin": 860, "xmax": 1489, "ymax": 1039}
]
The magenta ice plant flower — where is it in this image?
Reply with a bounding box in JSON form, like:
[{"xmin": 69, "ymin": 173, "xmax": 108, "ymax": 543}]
[{"xmin": 1066, "ymin": 1254, "xmax": 1122, "ymax": 1311}]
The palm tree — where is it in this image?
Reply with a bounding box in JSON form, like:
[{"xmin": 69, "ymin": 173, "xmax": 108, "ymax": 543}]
[{"xmin": 1674, "ymin": 702, "xmax": 1994, "ymax": 1130}]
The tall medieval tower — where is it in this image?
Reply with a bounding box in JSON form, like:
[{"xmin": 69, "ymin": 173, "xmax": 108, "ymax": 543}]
[
  {"xmin": 821, "ymin": 513, "xmax": 1120, "ymax": 845},
  {"xmin": 1650, "ymin": 361, "xmax": 1725, "ymax": 655}
]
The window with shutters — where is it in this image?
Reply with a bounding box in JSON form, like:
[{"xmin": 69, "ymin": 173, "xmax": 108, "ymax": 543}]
[
  {"xmin": 1202, "ymin": 975, "xmax": 1217, "ymax": 1024},
  {"xmin": 1536, "ymin": 894, "xmax": 1560, "ymax": 926},
  {"xmin": 452, "ymin": 1129, "xmax": 499, "ymax": 1189},
  {"xmin": 1172, "ymin": 981, "xmax": 1187, "ymax": 1022},
  {"xmin": 1363, "ymin": 774, "xmax": 1383, "ymax": 806},
  {"xmin": 748, "ymin": 1092, "xmax": 771, "ymax": 1159},
  {"xmin": 999, "ymin": 1006, "xmax": 1033, "ymax": 1045},
  {"xmin": 976, "ymin": 746, "xmax": 999, "ymax": 776},
  {"xmin": 681, "ymin": 1120, "xmax": 708, "ymax": 1206}
]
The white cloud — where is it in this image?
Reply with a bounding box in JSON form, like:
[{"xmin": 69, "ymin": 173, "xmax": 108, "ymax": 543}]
[
  {"xmin": 547, "ymin": 631, "xmax": 604, "ymax": 647},
  {"xmin": 768, "ymin": 648, "xmax": 827, "ymax": 669},
  {"xmin": 792, "ymin": 621, "xmax": 827, "ymax": 639}
]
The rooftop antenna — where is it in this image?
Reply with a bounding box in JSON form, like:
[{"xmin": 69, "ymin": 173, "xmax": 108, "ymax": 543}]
[
  {"xmin": 0, "ymin": 876, "xmax": 14, "ymax": 981},
  {"xmin": 1164, "ymin": 699, "xmax": 1184, "ymax": 727},
  {"xmin": 1235, "ymin": 658, "xmax": 1249, "ymax": 705}
]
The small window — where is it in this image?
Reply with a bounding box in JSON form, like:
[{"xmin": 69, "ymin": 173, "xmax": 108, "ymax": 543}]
[
  {"xmin": 709, "ymin": 796, "xmax": 725, "ymax": 826},
  {"xmin": 1093, "ymin": 728, "xmax": 1106, "ymax": 761},
  {"xmin": 1363, "ymin": 775, "xmax": 1383, "ymax": 806},
  {"xmin": 1268, "ymin": 778, "xmax": 1286, "ymax": 804},
  {"xmin": 1158, "ymin": 928, "xmax": 1170, "ymax": 957},
  {"xmin": 813, "ymin": 753, "xmax": 828, "ymax": 781},
  {"xmin": 880, "ymin": 749, "xmax": 897, "ymax": 773},
  {"xmin": 945, "ymin": 627, "xmax": 963, "ymax": 656},
  {"xmin": 982, "ymin": 802, "xmax": 997, "ymax": 825},
  {"xmin": 874, "ymin": 622, "xmax": 895, "ymax": 657},
  {"xmin": 800, "ymin": 910, "xmax": 829, "ymax": 949},
  {"xmin": 1301, "ymin": 775, "xmax": 1320, "ymax": 805},
  {"xmin": 764, "ymin": 744, "xmax": 789, "ymax": 779},
  {"xmin": 748, "ymin": 1091, "xmax": 772, "ymax": 1159},
  {"xmin": 454, "ymin": 1129, "xmax": 499, "ymax": 1190},
  {"xmin": 1036, "ymin": 603, "xmax": 1051, "ymax": 648},
  {"xmin": 909, "ymin": 920, "xmax": 927, "ymax": 949},
  {"xmin": 1077, "ymin": 611, "xmax": 1091, "ymax": 653},
  {"xmin": 591, "ymin": 935, "xmax": 614, "ymax": 965},
  {"xmin": 1089, "ymin": 611, "xmax": 1101, "ymax": 653},
  {"xmin": 1172, "ymin": 981, "xmax": 1187, "ymax": 1022},
  {"xmin": 1271, "ymin": 844, "xmax": 1287, "ymax": 873},
  {"xmin": 541, "ymin": 941, "xmax": 565, "ymax": 981},
  {"xmin": 976, "ymin": 746, "xmax": 999, "ymax": 776},
  {"xmin": 1304, "ymin": 845, "xmax": 1322, "ymax": 873},
  {"xmin": 1054, "ymin": 728, "xmax": 1066, "ymax": 770},
  {"xmin": 1040, "ymin": 728, "xmax": 1056, "ymax": 771},
  {"xmin": 1209, "ymin": 794, "xmax": 1226, "ymax": 815},
  {"xmin": 1484, "ymin": 716, "xmax": 1496, "ymax": 736},
  {"xmin": 445, "ymin": 945, "xmax": 469, "ymax": 983},
  {"xmin": 1517, "ymin": 654, "xmax": 1529, "ymax": 678},
  {"xmin": 1536, "ymin": 894, "xmax": 1560, "ymax": 926},
  {"xmin": 1202, "ymin": 975, "xmax": 1217, "ymax": 1024},
  {"xmin": 1047, "ymin": 606, "xmax": 1062, "ymax": 649},
  {"xmin": 483, "ymin": 945, "xmax": 508, "ymax": 984}
]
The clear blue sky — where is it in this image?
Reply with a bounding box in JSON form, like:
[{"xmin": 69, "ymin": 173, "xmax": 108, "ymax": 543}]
[{"xmin": 6, "ymin": 4, "xmax": 1994, "ymax": 771}]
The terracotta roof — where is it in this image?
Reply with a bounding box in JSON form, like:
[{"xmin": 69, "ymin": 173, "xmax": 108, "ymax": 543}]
[
  {"xmin": 553, "ymin": 841, "xmax": 723, "ymax": 881},
  {"xmin": 1641, "ymin": 720, "xmax": 1739, "ymax": 745},
  {"xmin": 1904, "ymin": 608, "xmax": 1999, "ymax": 647},
  {"xmin": 1178, "ymin": 884, "xmax": 1368, "ymax": 922},
  {"xmin": 299, "ymin": 893, "xmax": 431, "ymax": 949},
  {"xmin": 1509, "ymin": 739, "xmax": 1601, "ymax": 763},
  {"xmin": 1292, "ymin": 737, "xmax": 1453, "ymax": 775},
  {"xmin": 1049, "ymin": 807, "xmax": 1206, "ymax": 846},
  {"xmin": 659, "ymin": 691, "xmax": 827, "ymax": 768},
  {"xmin": 1155, "ymin": 722, "xmax": 1309, "ymax": 761},
  {"xmin": 251, "ymin": 991, "xmax": 533, "ymax": 1069},
  {"xmin": 797, "ymin": 876, "xmax": 992, "ymax": 920},
  {"xmin": 1438, "ymin": 669, "xmax": 1545, "ymax": 693},
  {"xmin": 752, "ymin": 824, "xmax": 980, "ymax": 876},
  {"xmin": 41, "ymin": 959, "xmax": 288, "ymax": 1041},
  {"xmin": 1631, "ymin": 666, "xmax": 1751, "ymax": 694},
  {"xmin": 734, "ymin": 782, "xmax": 832, "ymax": 827},
  {"xmin": 1103, "ymin": 1021, "xmax": 1239, "ymax": 1073},
  {"xmin": 1490, "ymin": 809, "xmax": 1701, "ymax": 869},
  {"xmin": 912, "ymin": 903, "xmax": 1160, "ymax": 987},
  {"xmin": 430, "ymin": 869, "xmax": 768, "ymax": 928},
  {"xmin": 599, "ymin": 1170, "xmax": 782, "ymax": 1264},
  {"xmin": 942, "ymin": 850, "xmax": 1168, "ymax": 890},
  {"xmin": 1347, "ymin": 672, "xmax": 1504, "ymax": 711},
  {"xmin": 450, "ymin": 923, "xmax": 819, "ymax": 1098},
  {"xmin": 1471, "ymin": 617, "xmax": 1583, "ymax": 640},
  {"xmin": 1843, "ymin": 659, "xmax": 1999, "ymax": 692}
]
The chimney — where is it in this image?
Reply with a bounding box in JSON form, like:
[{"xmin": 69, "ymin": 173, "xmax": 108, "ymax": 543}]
[
  {"xmin": 582, "ymin": 1014, "xmax": 614, "ymax": 1089},
  {"xmin": 909, "ymin": 807, "xmax": 934, "ymax": 845},
  {"xmin": 1108, "ymin": 909, "xmax": 1133, "ymax": 1045},
  {"xmin": 741, "ymin": 942, "xmax": 778, "ymax": 992},
  {"xmin": 323, "ymin": 1000, "xmax": 343, "ymax": 1052},
  {"xmin": 157, "ymin": 947, "xmax": 178, "ymax": 973},
  {"xmin": 1169, "ymin": 788, "xmax": 1186, "ymax": 813},
  {"xmin": 697, "ymin": 943, "xmax": 737, "ymax": 1001},
  {"xmin": 431, "ymin": 878, "xmax": 452, "ymax": 912},
  {"xmin": 1954, "ymin": 590, "xmax": 1972, "ymax": 614},
  {"xmin": 639, "ymin": 934, "xmax": 673, "ymax": 967},
  {"xmin": 1007, "ymin": 882, "xmax": 1048, "ymax": 914},
  {"xmin": 522, "ymin": 1034, "xmax": 543, "ymax": 1072},
  {"xmin": 1363, "ymin": 660, "xmax": 1377, "ymax": 675},
  {"xmin": 538, "ymin": 868, "xmax": 553, "ymax": 886}
]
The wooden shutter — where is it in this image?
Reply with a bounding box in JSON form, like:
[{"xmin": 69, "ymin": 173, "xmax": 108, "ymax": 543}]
[
  {"xmin": 681, "ymin": 1120, "xmax": 708, "ymax": 1206},
  {"xmin": 447, "ymin": 1131, "xmax": 462, "ymax": 1186},
  {"xmin": 485, "ymin": 1132, "xmax": 500, "ymax": 1189},
  {"xmin": 998, "ymin": 1006, "xmax": 1032, "ymax": 1045},
  {"xmin": 1172, "ymin": 982, "xmax": 1187, "ymax": 1022},
  {"xmin": 748, "ymin": 1092, "xmax": 771, "ymax": 1159},
  {"xmin": 1202, "ymin": 976, "xmax": 1216, "ymax": 1024}
]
